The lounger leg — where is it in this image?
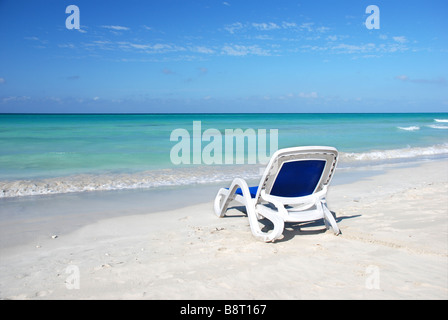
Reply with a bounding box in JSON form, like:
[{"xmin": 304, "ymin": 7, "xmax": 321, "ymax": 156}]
[
  {"xmin": 213, "ymin": 188, "xmax": 231, "ymax": 218},
  {"xmin": 321, "ymin": 201, "xmax": 340, "ymax": 235},
  {"xmin": 254, "ymin": 205, "xmax": 285, "ymax": 242},
  {"xmin": 213, "ymin": 178, "xmax": 284, "ymax": 242}
]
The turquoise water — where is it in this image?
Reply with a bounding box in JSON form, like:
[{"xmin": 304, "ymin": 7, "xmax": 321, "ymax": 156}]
[{"xmin": 1, "ymin": 113, "xmax": 447, "ymax": 197}]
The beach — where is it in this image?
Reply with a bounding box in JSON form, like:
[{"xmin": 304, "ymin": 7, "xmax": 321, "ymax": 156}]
[
  {"xmin": 0, "ymin": 159, "xmax": 447, "ymax": 300},
  {"xmin": 1, "ymin": 0, "xmax": 447, "ymax": 303}
]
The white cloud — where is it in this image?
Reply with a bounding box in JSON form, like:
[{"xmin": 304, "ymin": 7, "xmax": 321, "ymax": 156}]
[
  {"xmin": 1, "ymin": 96, "xmax": 31, "ymax": 103},
  {"xmin": 0, "ymin": 78, "xmax": 5, "ymax": 84},
  {"xmin": 298, "ymin": 92, "xmax": 318, "ymax": 99},
  {"xmin": 299, "ymin": 22, "xmax": 314, "ymax": 32},
  {"xmin": 151, "ymin": 43, "xmax": 185, "ymax": 53},
  {"xmin": 114, "ymin": 41, "xmax": 186, "ymax": 54},
  {"xmin": 191, "ymin": 46, "xmax": 215, "ymax": 54},
  {"xmin": 221, "ymin": 44, "xmax": 270, "ymax": 56},
  {"xmin": 393, "ymin": 36, "xmax": 407, "ymax": 44},
  {"xmin": 127, "ymin": 43, "xmax": 151, "ymax": 50},
  {"xmin": 395, "ymin": 75, "xmax": 446, "ymax": 85},
  {"xmin": 24, "ymin": 36, "xmax": 48, "ymax": 47},
  {"xmin": 58, "ymin": 43, "xmax": 76, "ymax": 49},
  {"xmin": 395, "ymin": 75, "xmax": 409, "ymax": 81},
  {"xmin": 224, "ymin": 22, "xmax": 244, "ymax": 34},
  {"xmin": 316, "ymin": 26, "xmax": 330, "ymax": 33},
  {"xmin": 331, "ymin": 43, "xmax": 376, "ymax": 54},
  {"xmin": 282, "ymin": 22, "xmax": 297, "ymax": 29},
  {"xmin": 252, "ymin": 22, "xmax": 280, "ymax": 31},
  {"xmin": 101, "ymin": 25, "xmax": 130, "ymax": 31}
]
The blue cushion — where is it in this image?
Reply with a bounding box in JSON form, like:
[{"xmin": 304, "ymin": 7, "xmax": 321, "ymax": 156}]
[
  {"xmin": 229, "ymin": 186, "xmax": 258, "ymax": 198},
  {"xmin": 270, "ymin": 160, "xmax": 325, "ymax": 197}
]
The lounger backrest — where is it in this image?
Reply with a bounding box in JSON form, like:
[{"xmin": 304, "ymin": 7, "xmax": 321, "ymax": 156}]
[
  {"xmin": 270, "ymin": 159, "xmax": 326, "ymax": 197},
  {"xmin": 256, "ymin": 146, "xmax": 338, "ymax": 200}
]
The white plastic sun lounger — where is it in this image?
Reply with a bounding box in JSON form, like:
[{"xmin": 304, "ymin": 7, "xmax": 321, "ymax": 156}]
[{"xmin": 213, "ymin": 146, "xmax": 340, "ymax": 242}]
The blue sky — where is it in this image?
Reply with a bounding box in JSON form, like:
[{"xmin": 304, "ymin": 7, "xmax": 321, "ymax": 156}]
[{"xmin": 0, "ymin": 0, "xmax": 447, "ymax": 113}]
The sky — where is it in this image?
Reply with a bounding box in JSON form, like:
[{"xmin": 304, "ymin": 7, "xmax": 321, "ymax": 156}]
[{"xmin": 0, "ymin": 0, "xmax": 447, "ymax": 113}]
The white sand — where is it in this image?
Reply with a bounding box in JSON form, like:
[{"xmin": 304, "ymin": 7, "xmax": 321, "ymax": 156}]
[{"xmin": 0, "ymin": 160, "xmax": 447, "ymax": 300}]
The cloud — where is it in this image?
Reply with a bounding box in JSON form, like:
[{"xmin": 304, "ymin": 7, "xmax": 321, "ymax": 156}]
[
  {"xmin": 393, "ymin": 36, "xmax": 407, "ymax": 44},
  {"xmin": 125, "ymin": 43, "xmax": 152, "ymax": 50},
  {"xmin": 395, "ymin": 75, "xmax": 446, "ymax": 85},
  {"xmin": 221, "ymin": 44, "xmax": 270, "ymax": 56},
  {"xmin": 331, "ymin": 43, "xmax": 376, "ymax": 54},
  {"xmin": 282, "ymin": 22, "xmax": 297, "ymax": 29},
  {"xmin": 191, "ymin": 46, "xmax": 215, "ymax": 54},
  {"xmin": 316, "ymin": 26, "xmax": 330, "ymax": 33},
  {"xmin": 395, "ymin": 75, "xmax": 409, "ymax": 81},
  {"xmin": 224, "ymin": 22, "xmax": 244, "ymax": 34},
  {"xmin": 0, "ymin": 78, "xmax": 5, "ymax": 84},
  {"xmin": 252, "ymin": 22, "xmax": 280, "ymax": 31},
  {"xmin": 299, "ymin": 22, "xmax": 314, "ymax": 32},
  {"xmin": 59, "ymin": 43, "xmax": 76, "ymax": 49},
  {"xmin": 101, "ymin": 25, "xmax": 130, "ymax": 31},
  {"xmin": 1, "ymin": 96, "xmax": 31, "ymax": 103},
  {"xmin": 24, "ymin": 36, "xmax": 48, "ymax": 48},
  {"xmin": 67, "ymin": 75, "xmax": 80, "ymax": 80},
  {"xmin": 105, "ymin": 41, "xmax": 186, "ymax": 54},
  {"xmin": 24, "ymin": 36, "xmax": 48, "ymax": 43},
  {"xmin": 298, "ymin": 92, "xmax": 318, "ymax": 99},
  {"xmin": 224, "ymin": 20, "xmax": 327, "ymax": 34}
]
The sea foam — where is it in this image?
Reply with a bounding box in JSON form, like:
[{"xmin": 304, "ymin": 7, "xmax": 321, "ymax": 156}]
[
  {"xmin": 428, "ymin": 124, "xmax": 448, "ymax": 130},
  {"xmin": 397, "ymin": 126, "xmax": 420, "ymax": 131},
  {"xmin": 2, "ymin": 144, "xmax": 448, "ymax": 198},
  {"xmin": 340, "ymin": 143, "xmax": 448, "ymax": 162}
]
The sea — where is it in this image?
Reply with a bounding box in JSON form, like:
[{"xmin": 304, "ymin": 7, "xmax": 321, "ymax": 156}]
[{"xmin": 1, "ymin": 113, "xmax": 447, "ymax": 198}]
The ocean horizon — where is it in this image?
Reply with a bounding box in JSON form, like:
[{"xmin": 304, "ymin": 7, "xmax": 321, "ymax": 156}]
[{"xmin": 1, "ymin": 112, "xmax": 447, "ymax": 198}]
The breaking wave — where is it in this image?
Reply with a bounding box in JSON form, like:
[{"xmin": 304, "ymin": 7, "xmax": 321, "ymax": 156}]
[
  {"xmin": 2, "ymin": 144, "xmax": 448, "ymax": 198},
  {"xmin": 340, "ymin": 143, "xmax": 448, "ymax": 162},
  {"xmin": 428, "ymin": 124, "xmax": 448, "ymax": 130},
  {"xmin": 0, "ymin": 165, "xmax": 263, "ymax": 198},
  {"xmin": 397, "ymin": 126, "xmax": 420, "ymax": 131}
]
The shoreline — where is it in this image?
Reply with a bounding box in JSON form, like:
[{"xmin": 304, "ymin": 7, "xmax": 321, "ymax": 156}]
[
  {"xmin": 0, "ymin": 157, "xmax": 429, "ymax": 252},
  {"xmin": 0, "ymin": 158, "xmax": 447, "ymax": 299}
]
